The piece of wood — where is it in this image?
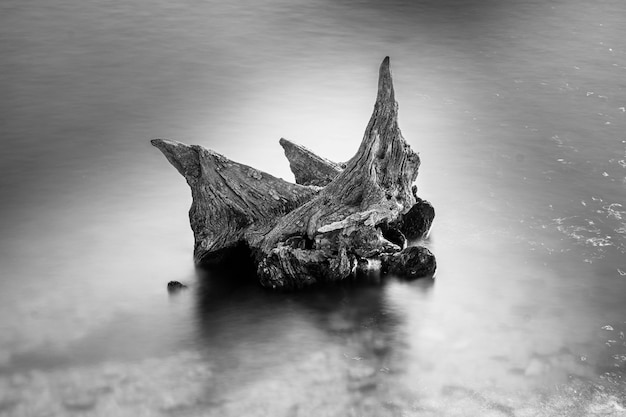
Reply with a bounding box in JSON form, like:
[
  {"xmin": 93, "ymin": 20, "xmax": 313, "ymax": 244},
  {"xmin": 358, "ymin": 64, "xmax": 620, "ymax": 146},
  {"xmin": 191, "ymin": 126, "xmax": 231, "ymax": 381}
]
[
  {"xmin": 152, "ymin": 57, "xmax": 436, "ymax": 289},
  {"xmin": 150, "ymin": 138, "xmax": 320, "ymax": 264},
  {"xmin": 279, "ymin": 139, "xmax": 435, "ymax": 241}
]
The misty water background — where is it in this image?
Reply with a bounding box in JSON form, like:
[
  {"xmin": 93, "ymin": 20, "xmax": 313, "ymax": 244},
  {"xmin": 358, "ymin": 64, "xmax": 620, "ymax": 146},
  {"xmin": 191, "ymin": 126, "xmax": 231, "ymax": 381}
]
[{"xmin": 1, "ymin": 0, "xmax": 626, "ymax": 415}]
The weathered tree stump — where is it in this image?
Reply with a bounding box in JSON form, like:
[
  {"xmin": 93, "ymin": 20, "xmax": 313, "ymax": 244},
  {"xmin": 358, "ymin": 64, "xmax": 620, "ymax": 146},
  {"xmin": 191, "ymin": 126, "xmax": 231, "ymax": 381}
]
[
  {"xmin": 278, "ymin": 138, "xmax": 435, "ymax": 241},
  {"xmin": 152, "ymin": 57, "xmax": 436, "ymax": 289}
]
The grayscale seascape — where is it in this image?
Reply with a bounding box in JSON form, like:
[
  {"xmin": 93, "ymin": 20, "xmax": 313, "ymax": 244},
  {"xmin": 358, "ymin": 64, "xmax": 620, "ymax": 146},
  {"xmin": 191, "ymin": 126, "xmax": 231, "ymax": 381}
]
[{"xmin": 1, "ymin": 0, "xmax": 626, "ymax": 415}]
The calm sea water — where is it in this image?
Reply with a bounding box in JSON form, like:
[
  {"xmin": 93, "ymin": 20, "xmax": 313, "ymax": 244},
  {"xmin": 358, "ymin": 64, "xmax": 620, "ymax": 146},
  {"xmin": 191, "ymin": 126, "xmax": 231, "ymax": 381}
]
[{"xmin": 1, "ymin": 0, "xmax": 626, "ymax": 415}]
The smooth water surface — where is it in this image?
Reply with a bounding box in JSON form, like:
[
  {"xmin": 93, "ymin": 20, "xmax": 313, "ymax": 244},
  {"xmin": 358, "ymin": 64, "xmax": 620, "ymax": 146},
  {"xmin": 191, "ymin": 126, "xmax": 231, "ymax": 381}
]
[{"xmin": 1, "ymin": 0, "xmax": 626, "ymax": 415}]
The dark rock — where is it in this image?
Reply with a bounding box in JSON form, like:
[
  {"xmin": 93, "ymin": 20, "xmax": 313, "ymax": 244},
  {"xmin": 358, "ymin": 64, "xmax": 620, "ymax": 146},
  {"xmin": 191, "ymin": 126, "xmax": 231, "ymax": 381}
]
[
  {"xmin": 382, "ymin": 246, "xmax": 436, "ymax": 279},
  {"xmin": 167, "ymin": 281, "xmax": 188, "ymax": 292},
  {"xmin": 378, "ymin": 224, "xmax": 407, "ymax": 249},
  {"xmin": 398, "ymin": 198, "xmax": 435, "ymax": 240}
]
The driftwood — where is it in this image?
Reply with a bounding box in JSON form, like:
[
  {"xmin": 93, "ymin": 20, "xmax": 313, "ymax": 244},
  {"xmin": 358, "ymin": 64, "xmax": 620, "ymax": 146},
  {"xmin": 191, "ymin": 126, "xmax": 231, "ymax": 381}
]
[{"xmin": 152, "ymin": 57, "xmax": 436, "ymax": 289}]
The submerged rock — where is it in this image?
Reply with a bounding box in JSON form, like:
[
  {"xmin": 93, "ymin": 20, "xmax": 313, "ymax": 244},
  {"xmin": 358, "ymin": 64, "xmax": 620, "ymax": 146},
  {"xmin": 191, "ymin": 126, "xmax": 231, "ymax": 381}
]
[
  {"xmin": 167, "ymin": 281, "xmax": 188, "ymax": 292},
  {"xmin": 396, "ymin": 197, "xmax": 435, "ymax": 240},
  {"xmin": 382, "ymin": 246, "xmax": 436, "ymax": 279}
]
